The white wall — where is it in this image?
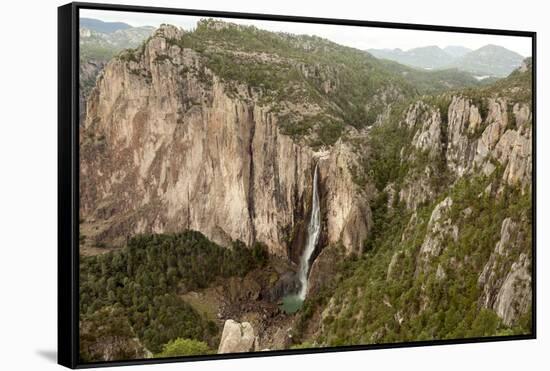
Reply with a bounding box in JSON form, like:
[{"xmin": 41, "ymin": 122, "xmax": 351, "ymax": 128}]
[{"xmin": 0, "ymin": 0, "xmax": 546, "ymax": 369}]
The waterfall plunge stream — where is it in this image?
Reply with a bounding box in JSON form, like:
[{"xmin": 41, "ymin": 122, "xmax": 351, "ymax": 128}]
[
  {"xmin": 298, "ymin": 163, "xmax": 321, "ymax": 299},
  {"xmin": 280, "ymin": 164, "xmax": 321, "ymax": 313}
]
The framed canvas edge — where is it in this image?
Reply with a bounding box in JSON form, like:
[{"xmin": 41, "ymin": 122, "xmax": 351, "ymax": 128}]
[
  {"xmin": 57, "ymin": 2, "xmax": 537, "ymax": 369},
  {"xmin": 58, "ymin": 2, "xmax": 80, "ymax": 369}
]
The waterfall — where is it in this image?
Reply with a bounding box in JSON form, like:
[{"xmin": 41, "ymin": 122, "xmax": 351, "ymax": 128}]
[{"xmin": 297, "ymin": 164, "xmax": 321, "ymax": 300}]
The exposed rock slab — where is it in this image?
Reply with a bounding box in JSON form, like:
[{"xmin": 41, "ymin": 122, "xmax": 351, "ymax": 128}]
[
  {"xmin": 416, "ymin": 197, "xmax": 458, "ymax": 274},
  {"xmin": 217, "ymin": 319, "xmax": 257, "ymax": 354},
  {"xmin": 478, "ymin": 218, "xmax": 531, "ymax": 326}
]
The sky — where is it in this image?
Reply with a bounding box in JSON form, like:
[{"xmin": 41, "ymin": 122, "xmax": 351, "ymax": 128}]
[{"xmin": 81, "ymin": 9, "xmax": 532, "ymax": 57}]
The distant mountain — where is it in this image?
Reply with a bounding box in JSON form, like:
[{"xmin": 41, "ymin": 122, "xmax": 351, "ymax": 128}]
[
  {"xmin": 80, "ymin": 17, "xmax": 132, "ymax": 33},
  {"xmin": 450, "ymin": 44, "xmax": 524, "ymax": 77},
  {"xmin": 377, "ymin": 58, "xmax": 485, "ymax": 94},
  {"xmin": 367, "ymin": 45, "xmax": 455, "ymax": 69},
  {"xmin": 79, "ymin": 19, "xmax": 155, "ymax": 124},
  {"xmin": 443, "ymin": 45, "xmax": 472, "ymax": 58},
  {"xmin": 368, "ymin": 44, "xmax": 525, "ymax": 77},
  {"xmin": 80, "ymin": 25, "xmax": 155, "ymax": 61}
]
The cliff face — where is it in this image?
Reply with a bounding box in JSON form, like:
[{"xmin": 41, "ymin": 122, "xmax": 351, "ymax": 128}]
[
  {"xmin": 445, "ymin": 96, "xmax": 532, "ymax": 187},
  {"xmin": 478, "ymin": 218, "xmax": 532, "ymax": 326},
  {"xmin": 80, "ymin": 25, "xmax": 370, "ymax": 258},
  {"xmin": 305, "ymin": 63, "xmax": 532, "ymax": 345},
  {"xmin": 398, "ymin": 94, "xmax": 532, "ymax": 212},
  {"xmin": 399, "ymin": 90, "xmax": 532, "ymax": 326}
]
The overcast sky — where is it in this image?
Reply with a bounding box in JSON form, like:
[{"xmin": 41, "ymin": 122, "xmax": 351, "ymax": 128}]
[{"xmin": 81, "ymin": 9, "xmax": 532, "ymax": 57}]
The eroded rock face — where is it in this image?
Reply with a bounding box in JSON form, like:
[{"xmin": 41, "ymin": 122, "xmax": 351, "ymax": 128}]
[
  {"xmin": 399, "ymin": 166, "xmax": 437, "ymax": 210},
  {"xmin": 446, "ymin": 96, "xmax": 480, "ymax": 177},
  {"xmin": 494, "ymin": 253, "xmax": 531, "ymax": 326},
  {"xmin": 217, "ymin": 320, "xmax": 257, "ymax": 354},
  {"xmin": 445, "ymin": 96, "xmax": 532, "ymax": 187},
  {"xmin": 478, "ymin": 218, "xmax": 531, "ymax": 326},
  {"xmin": 306, "ymin": 243, "xmax": 344, "ymax": 297},
  {"xmin": 494, "ymin": 129, "xmax": 532, "ymax": 188},
  {"xmin": 80, "ymin": 59, "xmax": 106, "ymax": 123},
  {"xmin": 398, "ymin": 94, "xmax": 532, "ymax": 213},
  {"xmin": 85, "ymin": 336, "xmax": 148, "ymax": 362},
  {"xmin": 397, "ymin": 102, "xmax": 443, "ymax": 210},
  {"xmin": 416, "ymin": 196, "xmax": 458, "ymax": 274},
  {"xmin": 319, "ymin": 141, "xmax": 371, "ymax": 255},
  {"xmin": 405, "ymin": 101, "xmax": 443, "ymax": 157},
  {"xmin": 80, "ymin": 25, "xmax": 370, "ymax": 258}
]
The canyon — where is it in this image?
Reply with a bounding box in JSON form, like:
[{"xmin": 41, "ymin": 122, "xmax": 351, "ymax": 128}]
[{"xmin": 79, "ymin": 20, "xmax": 533, "ymax": 361}]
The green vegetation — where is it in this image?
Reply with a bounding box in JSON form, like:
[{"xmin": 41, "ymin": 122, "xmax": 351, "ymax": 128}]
[
  {"xmin": 80, "ymin": 26, "xmax": 153, "ymax": 62},
  {"xmin": 80, "ymin": 43, "xmax": 118, "ymax": 62},
  {"xmin": 366, "ymin": 103, "xmax": 413, "ymax": 189},
  {"xmin": 380, "ymin": 60, "xmax": 485, "ymax": 95},
  {"xmin": 118, "ymin": 49, "xmax": 140, "ymax": 63},
  {"xmin": 299, "ymin": 169, "xmax": 531, "ymax": 346},
  {"xmin": 80, "ymin": 231, "xmax": 268, "ymax": 356},
  {"xmin": 294, "ymin": 66, "xmax": 532, "ymax": 344},
  {"xmin": 462, "ymin": 59, "xmax": 532, "ymax": 106},
  {"xmin": 290, "ymin": 341, "xmax": 316, "ymax": 349},
  {"xmin": 155, "ymin": 338, "xmax": 213, "ymax": 358},
  {"xmin": 80, "ymin": 306, "xmax": 144, "ymax": 363},
  {"xmin": 278, "ymin": 114, "xmax": 346, "ymax": 147},
  {"xmin": 295, "ymin": 116, "xmax": 531, "ymax": 345},
  {"xmin": 160, "ymin": 18, "xmax": 419, "ymax": 143}
]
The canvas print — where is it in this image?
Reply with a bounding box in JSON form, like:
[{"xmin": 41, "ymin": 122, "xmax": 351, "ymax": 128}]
[{"xmin": 78, "ymin": 8, "xmax": 533, "ymax": 363}]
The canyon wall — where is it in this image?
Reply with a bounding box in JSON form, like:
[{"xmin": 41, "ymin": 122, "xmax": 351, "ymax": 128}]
[{"xmin": 80, "ymin": 25, "xmax": 370, "ymax": 258}]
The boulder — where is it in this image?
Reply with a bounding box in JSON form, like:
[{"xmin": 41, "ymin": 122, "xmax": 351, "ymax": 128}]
[{"xmin": 217, "ymin": 320, "xmax": 257, "ymax": 354}]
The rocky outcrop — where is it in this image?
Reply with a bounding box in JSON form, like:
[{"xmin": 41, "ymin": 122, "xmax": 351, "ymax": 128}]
[
  {"xmin": 319, "ymin": 141, "xmax": 371, "ymax": 255},
  {"xmin": 399, "ymin": 166, "xmax": 437, "ymax": 210},
  {"xmin": 494, "ymin": 253, "xmax": 531, "ymax": 326},
  {"xmin": 446, "ymin": 96, "xmax": 495, "ymax": 177},
  {"xmin": 217, "ymin": 320, "xmax": 257, "ymax": 353},
  {"xmin": 80, "ymin": 25, "xmax": 370, "ymax": 258},
  {"xmin": 494, "ymin": 127, "xmax": 532, "ymax": 189},
  {"xmin": 416, "ymin": 197, "xmax": 458, "ymax": 274},
  {"xmin": 397, "ymin": 102, "xmax": 443, "ymax": 210},
  {"xmin": 478, "ymin": 218, "xmax": 531, "ymax": 326},
  {"xmin": 306, "ymin": 243, "xmax": 344, "ymax": 297},
  {"xmin": 398, "ymin": 94, "xmax": 532, "ymax": 212},
  {"xmin": 445, "ymin": 96, "xmax": 532, "ymax": 187},
  {"xmin": 405, "ymin": 101, "xmax": 443, "ymax": 157}
]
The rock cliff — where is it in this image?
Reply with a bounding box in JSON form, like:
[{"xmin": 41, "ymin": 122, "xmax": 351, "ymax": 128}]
[
  {"xmin": 478, "ymin": 218, "xmax": 532, "ymax": 325},
  {"xmin": 399, "ymin": 93, "xmax": 532, "ymax": 212},
  {"xmin": 303, "ymin": 62, "xmax": 532, "ymax": 344},
  {"xmin": 396, "ymin": 72, "xmax": 532, "ymax": 325},
  {"xmin": 80, "ymin": 24, "xmax": 371, "ymax": 258}
]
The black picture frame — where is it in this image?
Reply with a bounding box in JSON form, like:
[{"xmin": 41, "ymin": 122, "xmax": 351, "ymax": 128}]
[{"xmin": 58, "ymin": 2, "xmax": 537, "ymax": 368}]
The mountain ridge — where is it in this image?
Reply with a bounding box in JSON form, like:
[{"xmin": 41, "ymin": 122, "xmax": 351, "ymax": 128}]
[
  {"xmin": 80, "ymin": 17, "xmax": 134, "ymax": 33},
  {"xmin": 367, "ymin": 43, "xmax": 525, "ymax": 77}
]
